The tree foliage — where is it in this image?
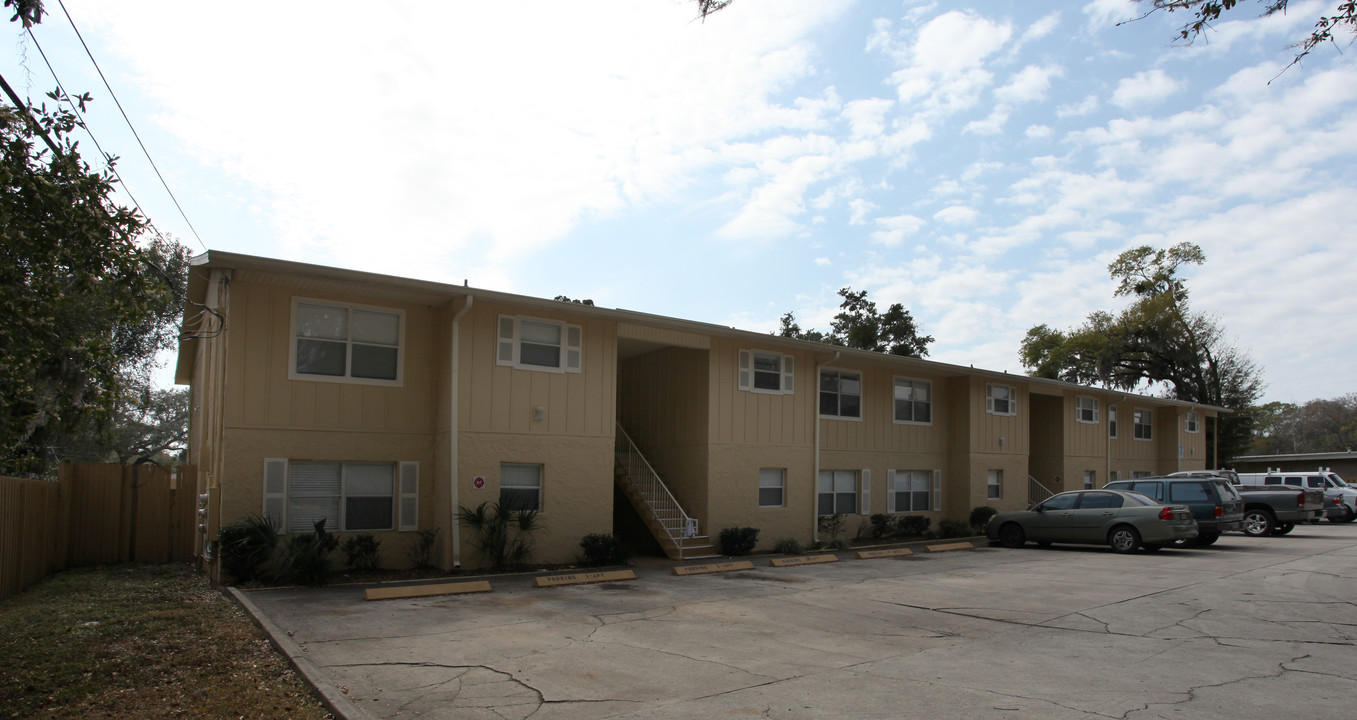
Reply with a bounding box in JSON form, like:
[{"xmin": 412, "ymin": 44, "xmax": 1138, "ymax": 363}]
[
  {"xmin": 1133, "ymin": 0, "xmax": 1357, "ymax": 70},
  {"xmin": 778, "ymin": 287, "xmax": 933, "ymax": 358},
  {"xmin": 0, "ymin": 91, "xmax": 189, "ymax": 476},
  {"xmin": 1250, "ymin": 394, "xmax": 1357, "ymax": 455},
  {"xmin": 1020, "ymin": 243, "xmax": 1263, "ymax": 464}
]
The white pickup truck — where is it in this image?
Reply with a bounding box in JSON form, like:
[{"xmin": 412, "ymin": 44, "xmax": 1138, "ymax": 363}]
[{"xmin": 1236, "ymin": 470, "xmax": 1357, "ymax": 523}]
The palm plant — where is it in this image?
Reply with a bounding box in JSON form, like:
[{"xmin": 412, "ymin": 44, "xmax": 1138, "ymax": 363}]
[{"xmin": 457, "ymin": 501, "xmax": 543, "ymax": 571}]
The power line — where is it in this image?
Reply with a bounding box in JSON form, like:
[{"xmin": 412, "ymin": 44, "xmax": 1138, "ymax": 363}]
[{"xmin": 54, "ymin": 0, "xmax": 208, "ymax": 252}]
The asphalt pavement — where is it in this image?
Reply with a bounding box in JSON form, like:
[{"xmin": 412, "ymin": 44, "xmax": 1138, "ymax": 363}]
[{"xmin": 233, "ymin": 525, "xmax": 1357, "ymax": 719}]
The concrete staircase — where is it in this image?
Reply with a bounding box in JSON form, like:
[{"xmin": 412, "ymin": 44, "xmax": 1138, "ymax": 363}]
[{"xmin": 614, "ymin": 423, "xmax": 720, "ymax": 561}]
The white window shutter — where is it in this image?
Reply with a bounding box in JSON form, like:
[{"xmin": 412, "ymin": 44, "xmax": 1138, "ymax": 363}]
[
  {"xmin": 398, "ymin": 461, "xmax": 419, "ymax": 531},
  {"xmin": 782, "ymin": 354, "xmax": 795, "ymax": 394},
  {"xmin": 263, "ymin": 458, "xmax": 288, "ymax": 533},
  {"xmin": 985, "ymin": 384, "xmax": 994, "ymax": 413},
  {"xmin": 564, "ymin": 324, "xmax": 583, "ymax": 373},
  {"xmin": 860, "ymin": 468, "xmax": 871, "ymax": 515},
  {"xmin": 497, "ymin": 315, "xmax": 517, "ymax": 366},
  {"xmin": 738, "ymin": 350, "xmax": 751, "ymax": 391},
  {"xmin": 932, "ymin": 470, "xmax": 942, "ymax": 512},
  {"xmin": 886, "ymin": 470, "xmax": 896, "ymax": 514}
]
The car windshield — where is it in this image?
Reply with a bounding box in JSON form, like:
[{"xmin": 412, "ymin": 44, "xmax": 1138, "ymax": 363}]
[
  {"xmin": 1328, "ymin": 474, "xmax": 1349, "ymax": 488},
  {"xmin": 1122, "ymin": 492, "xmax": 1156, "ymax": 506}
]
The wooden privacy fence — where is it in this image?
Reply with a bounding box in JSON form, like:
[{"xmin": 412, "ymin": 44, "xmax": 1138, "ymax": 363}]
[{"xmin": 0, "ymin": 462, "xmax": 198, "ymax": 601}]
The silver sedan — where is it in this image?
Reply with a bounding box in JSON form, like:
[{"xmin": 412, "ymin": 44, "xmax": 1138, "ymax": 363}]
[{"xmin": 986, "ymin": 489, "xmax": 1198, "ymax": 553}]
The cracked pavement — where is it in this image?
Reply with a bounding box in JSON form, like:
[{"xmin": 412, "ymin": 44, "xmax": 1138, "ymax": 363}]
[{"xmin": 239, "ymin": 527, "xmax": 1357, "ymax": 719}]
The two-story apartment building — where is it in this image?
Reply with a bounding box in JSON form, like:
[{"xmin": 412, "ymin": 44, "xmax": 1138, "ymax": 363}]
[{"xmin": 177, "ymin": 251, "xmax": 1218, "ymax": 573}]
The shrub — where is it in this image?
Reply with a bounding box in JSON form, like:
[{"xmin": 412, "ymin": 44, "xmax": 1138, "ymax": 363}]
[
  {"xmin": 218, "ymin": 514, "xmax": 279, "ymax": 583},
  {"xmin": 969, "ymin": 506, "xmax": 998, "ymax": 531},
  {"xmin": 869, "ymin": 514, "xmax": 891, "ymax": 539},
  {"xmin": 277, "ymin": 519, "xmax": 339, "ymax": 586},
  {"xmin": 895, "ymin": 515, "xmax": 931, "ymax": 537},
  {"xmin": 719, "ymin": 526, "xmax": 760, "ymax": 556},
  {"xmin": 341, "ymin": 534, "xmax": 381, "ymax": 571},
  {"xmin": 821, "ymin": 537, "xmax": 851, "ymax": 551},
  {"xmin": 457, "ymin": 501, "xmax": 543, "ymax": 571},
  {"xmin": 938, "ymin": 519, "xmax": 972, "ymax": 539},
  {"xmin": 579, "ymin": 533, "xmax": 628, "ymax": 567},
  {"xmin": 772, "ymin": 537, "xmax": 804, "ymax": 555},
  {"xmin": 817, "ymin": 514, "xmax": 846, "ymax": 543},
  {"xmin": 408, "ymin": 528, "xmax": 439, "ymax": 570}
]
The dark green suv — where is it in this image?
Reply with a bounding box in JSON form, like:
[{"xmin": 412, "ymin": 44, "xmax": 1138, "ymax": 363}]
[{"xmin": 1102, "ymin": 476, "xmax": 1244, "ymax": 546}]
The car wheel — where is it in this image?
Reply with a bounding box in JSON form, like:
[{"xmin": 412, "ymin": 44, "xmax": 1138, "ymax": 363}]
[
  {"xmin": 1141, "ymin": 543, "xmax": 1162, "ymax": 552},
  {"xmin": 1242, "ymin": 509, "xmax": 1274, "ymax": 537},
  {"xmin": 1339, "ymin": 508, "xmax": 1357, "ymax": 524},
  {"xmin": 1108, "ymin": 525, "xmax": 1141, "ymax": 554},
  {"xmin": 998, "ymin": 523, "xmax": 1025, "ymax": 549},
  {"xmin": 1271, "ymin": 522, "xmax": 1295, "ymax": 536},
  {"xmin": 1196, "ymin": 533, "xmax": 1219, "ymax": 546}
]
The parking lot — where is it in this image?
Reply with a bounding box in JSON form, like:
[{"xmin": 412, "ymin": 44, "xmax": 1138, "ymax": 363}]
[{"xmin": 238, "ymin": 525, "xmax": 1357, "ymax": 719}]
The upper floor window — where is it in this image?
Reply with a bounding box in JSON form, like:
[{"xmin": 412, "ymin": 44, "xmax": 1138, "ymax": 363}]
[
  {"xmin": 893, "ymin": 377, "xmax": 932, "ymax": 424},
  {"xmin": 986, "ymin": 383, "xmax": 1016, "ymax": 416},
  {"xmin": 819, "ymin": 369, "xmax": 861, "ymax": 419},
  {"xmin": 292, "ymin": 299, "xmax": 403, "ymax": 384},
  {"xmin": 1133, "ymin": 409, "xmax": 1153, "ymax": 440},
  {"xmin": 738, "ymin": 350, "xmax": 794, "ymax": 394},
  {"xmin": 1108, "ymin": 407, "xmax": 1118, "ymax": 438},
  {"xmin": 1184, "ymin": 411, "xmax": 1200, "ymax": 433},
  {"xmin": 498, "ymin": 315, "xmax": 582, "ymax": 373},
  {"xmin": 1075, "ymin": 396, "xmax": 1098, "ymax": 424}
]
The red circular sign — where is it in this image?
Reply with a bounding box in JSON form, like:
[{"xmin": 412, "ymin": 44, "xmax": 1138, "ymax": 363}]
[{"xmin": 473, "ymin": 476, "xmax": 486, "ymax": 489}]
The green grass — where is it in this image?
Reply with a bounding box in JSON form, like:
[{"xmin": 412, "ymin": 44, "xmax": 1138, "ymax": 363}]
[{"xmin": 0, "ymin": 563, "xmax": 332, "ymax": 720}]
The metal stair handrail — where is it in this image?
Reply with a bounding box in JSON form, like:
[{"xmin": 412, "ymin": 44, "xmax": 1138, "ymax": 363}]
[
  {"xmin": 1027, "ymin": 475, "xmax": 1058, "ymax": 507},
  {"xmin": 616, "ymin": 423, "xmax": 698, "ymax": 540}
]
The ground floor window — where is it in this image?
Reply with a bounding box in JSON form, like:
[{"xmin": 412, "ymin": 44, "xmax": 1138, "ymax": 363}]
[
  {"xmin": 500, "ymin": 463, "xmax": 543, "ymax": 511},
  {"xmin": 1132, "ymin": 471, "xmax": 1152, "ymax": 479},
  {"xmin": 759, "ymin": 468, "xmax": 785, "ymax": 508},
  {"xmin": 285, "ymin": 461, "xmax": 394, "ymax": 534},
  {"xmin": 1083, "ymin": 470, "xmax": 1096, "ymax": 489},
  {"xmin": 891, "ymin": 470, "xmax": 932, "ymax": 512},
  {"xmin": 818, "ymin": 469, "xmax": 857, "ymax": 515},
  {"xmin": 987, "ymin": 469, "xmax": 1003, "ymax": 499}
]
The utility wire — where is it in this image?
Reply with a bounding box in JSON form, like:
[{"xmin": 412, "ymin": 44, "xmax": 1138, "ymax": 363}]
[
  {"xmin": 55, "ymin": 0, "xmax": 208, "ymax": 252},
  {"xmin": 24, "ymin": 28, "xmax": 151, "ymax": 227}
]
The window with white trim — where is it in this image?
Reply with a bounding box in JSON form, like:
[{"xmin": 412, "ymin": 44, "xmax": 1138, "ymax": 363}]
[
  {"xmin": 1133, "ymin": 408, "xmax": 1153, "ymax": 440},
  {"xmin": 987, "ymin": 469, "xmax": 1003, "ymax": 499},
  {"xmin": 1132, "ymin": 470, "xmax": 1152, "ymax": 479},
  {"xmin": 500, "ymin": 463, "xmax": 543, "ymax": 511},
  {"xmin": 498, "ymin": 316, "xmax": 582, "ymax": 373},
  {"xmin": 817, "ymin": 469, "xmax": 857, "ymax": 515},
  {"xmin": 264, "ymin": 459, "xmax": 416, "ymax": 534},
  {"xmin": 893, "ymin": 377, "xmax": 932, "ymax": 424},
  {"xmin": 1108, "ymin": 407, "xmax": 1118, "ymax": 438},
  {"xmin": 819, "ymin": 369, "xmax": 861, "ymax": 419},
  {"xmin": 1184, "ymin": 411, "xmax": 1200, "ymax": 433},
  {"xmin": 891, "ymin": 470, "xmax": 932, "ymax": 512},
  {"xmin": 758, "ymin": 468, "xmax": 785, "ymax": 508},
  {"xmin": 986, "ymin": 384, "xmax": 1016, "ymax": 416},
  {"xmin": 292, "ymin": 300, "xmax": 403, "ymax": 383},
  {"xmin": 1076, "ymin": 396, "xmax": 1098, "ymax": 424},
  {"xmin": 738, "ymin": 350, "xmax": 794, "ymax": 394},
  {"xmin": 1083, "ymin": 470, "xmax": 1096, "ymax": 489}
]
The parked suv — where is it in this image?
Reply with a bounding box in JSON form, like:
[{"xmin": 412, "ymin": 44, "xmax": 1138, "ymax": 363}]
[{"xmin": 1103, "ymin": 476, "xmax": 1244, "ymax": 546}]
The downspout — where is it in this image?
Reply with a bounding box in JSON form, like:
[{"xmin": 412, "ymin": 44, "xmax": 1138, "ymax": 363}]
[
  {"xmin": 449, "ymin": 295, "xmax": 474, "ymax": 568},
  {"xmin": 812, "ymin": 351, "xmax": 840, "ymax": 544},
  {"xmin": 1107, "ymin": 394, "xmax": 1126, "ymax": 486}
]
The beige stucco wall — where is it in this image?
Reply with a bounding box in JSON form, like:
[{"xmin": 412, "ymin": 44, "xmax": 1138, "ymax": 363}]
[
  {"xmin": 618, "ymin": 347, "xmax": 710, "ymax": 519},
  {"xmin": 456, "ymin": 432, "xmax": 613, "ymax": 567},
  {"xmin": 705, "ymin": 443, "xmax": 814, "ymax": 550}
]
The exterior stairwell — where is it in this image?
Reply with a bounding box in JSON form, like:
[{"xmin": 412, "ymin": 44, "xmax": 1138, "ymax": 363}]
[{"xmin": 615, "ymin": 423, "xmax": 719, "ymax": 561}]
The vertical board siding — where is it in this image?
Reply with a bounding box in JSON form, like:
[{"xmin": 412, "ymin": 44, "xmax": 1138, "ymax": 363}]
[{"xmin": 0, "ymin": 464, "xmax": 197, "ymax": 601}]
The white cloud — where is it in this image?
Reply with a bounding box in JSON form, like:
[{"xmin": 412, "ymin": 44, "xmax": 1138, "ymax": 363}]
[
  {"xmin": 871, "ymin": 214, "xmax": 927, "ymax": 245},
  {"xmin": 996, "ymin": 65, "xmax": 1064, "ymax": 104},
  {"xmin": 934, "ymin": 205, "xmax": 979, "ymax": 224},
  {"xmin": 1057, "ymin": 94, "xmax": 1100, "ymax": 118},
  {"xmin": 1111, "ymin": 69, "xmax": 1184, "ymax": 109},
  {"xmin": 814, "ymin": 257, "xmax": 832, "ymax": 267},
  {"xmin": 963, "ymin": 107, "xmax": 1010, "ymax": 135},
  {"xmin": 885, "ymin": 11, "xmax": 1013, "ymax": 118},
  {"xmin": 1026, "ymin": 124, "xmax": 1053, "ymax": 138},
  {"xmin": 1082, "ymin": 0, "xmax": 1136, "ymax": 34},
  {"xmin": 848, "ymin": 198, "xmax": 877, "ymax": 225}
]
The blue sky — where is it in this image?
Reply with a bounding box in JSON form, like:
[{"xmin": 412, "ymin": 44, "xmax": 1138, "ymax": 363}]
[{"xmin": 6, "ymin": 1, "xmax": 1355, "ymax": 405}]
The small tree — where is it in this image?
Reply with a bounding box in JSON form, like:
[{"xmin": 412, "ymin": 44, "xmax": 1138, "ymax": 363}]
[{"xmin": 457, "ymin": 501, "xmax": 543, "ymax": 571}]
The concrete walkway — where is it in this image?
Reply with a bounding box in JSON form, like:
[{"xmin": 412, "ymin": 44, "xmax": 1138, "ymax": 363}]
[{"xmin": 235, "ymin": 528, "xmax": 1357, "ymax": 719}]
